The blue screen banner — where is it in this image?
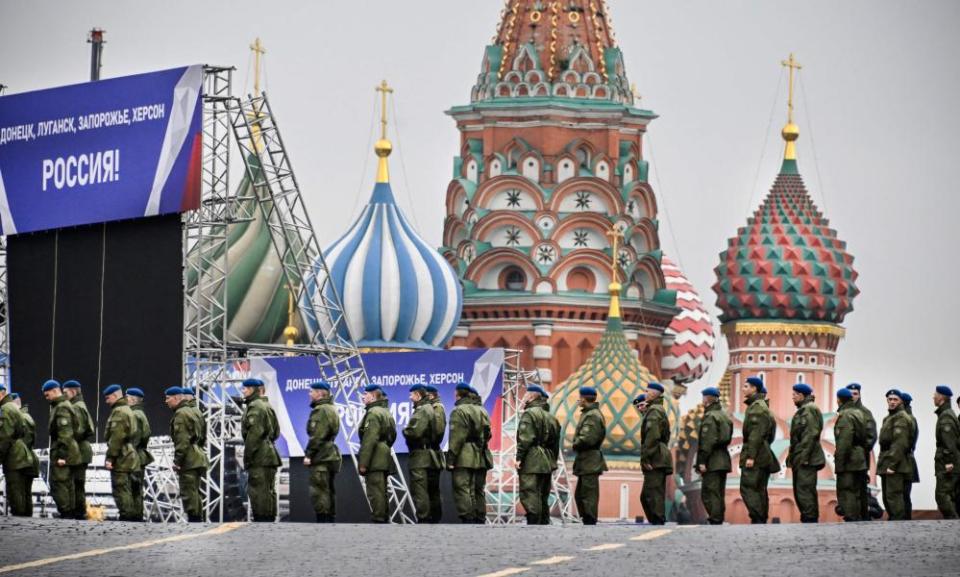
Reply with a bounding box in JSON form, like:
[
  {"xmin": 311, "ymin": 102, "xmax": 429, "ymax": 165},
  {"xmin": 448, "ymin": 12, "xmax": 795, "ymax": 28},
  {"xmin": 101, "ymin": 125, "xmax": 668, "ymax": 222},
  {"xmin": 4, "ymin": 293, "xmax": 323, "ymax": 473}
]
[
  {"xmin": 0, "ymin": 65, "xmax": 203, "ymax": 235},
  {"xmin": 248, "ymin": 348, "xmax": 505, "ymax": 458}
]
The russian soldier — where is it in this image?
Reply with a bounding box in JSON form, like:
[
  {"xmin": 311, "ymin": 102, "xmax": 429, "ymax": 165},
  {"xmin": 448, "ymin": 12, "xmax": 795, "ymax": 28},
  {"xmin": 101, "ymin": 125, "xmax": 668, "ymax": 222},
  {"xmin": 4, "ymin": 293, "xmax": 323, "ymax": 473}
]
[
  {"xmin": 899, "ymin": 391, "xmax": 919, "ymax": 519},
  {"xmin": 166, "ymin": 387, "xmax": 208, "ymax": 522},
  {"xmin": 468, "ymin": 386, "xmax": 493, "ymax": 523},
  {"xmin": 877, "ymin": 389, "xmax": 912, "ymax": 521},
  {"xmin": 126, "ymin": 388, "xmax": 153, "ymax": 521},
  {"xmin": 516, "ymin": 384, "xmax": 560, "ymax": 525},
  {"xmin": 44, "ymin": 380, "xmax": 82, "ymax": 518},
  {"xmin": 10, "ymin": 393, "xmax": 40, "ymax": 515},
  {"xmin": 696, "ymin": 387, "xmax": 732, "ymax": 525},
  {"xmin": 447, "ymin": 382, "xmax": 485, "ymax": 523},
  {"xmin": 846, "ymin": 383, "xmax": 877, "ymax": 520},
  {"xmin": 739, "ymin": 376, "xmax": 780, "ymax": 524},
  {"xmin": 358, "ymin": 383, "xmax": 397, "ymax": 523},
  {"xmin": 304, "ymin": 381, "xmax": 340, "ymax": 523},
  {"xmin": 788, "ymin": 383, "xmax": 825, "ymax": 523},
  {"xmin": 240, "ymin": 378, "xmax": 282, "ymax": 522},
  {"xmin": 103, "ymin": 384, "xmax": 143, "ymax": 521},
  {"xmin": 834, "ymin": 387, "xmax": 868, "ymax": 521},
  {"xmin": 62, "ymin": 380, "xmax": 95, "ymax": 520},
  {"xmin": 403, "ymin": 384, "xmax": 441, "ymax": 523},
  {"xmin": 572, "ymin": 386, "xmax": 607, "ymax": 525},
  {"xmin": 932, "ymin": 385, "xmax": 959, "ymax": 519},
  {"xmin": 640, "ymin": 382, "xmax": 672, "ymax": 525},
  {"xmin": 1, "ymin": 386, "xmax": 35, "ymax": 516},
  {"xmin": 425, "ymin": 384, "xmax": 445, "ymax": 523}
]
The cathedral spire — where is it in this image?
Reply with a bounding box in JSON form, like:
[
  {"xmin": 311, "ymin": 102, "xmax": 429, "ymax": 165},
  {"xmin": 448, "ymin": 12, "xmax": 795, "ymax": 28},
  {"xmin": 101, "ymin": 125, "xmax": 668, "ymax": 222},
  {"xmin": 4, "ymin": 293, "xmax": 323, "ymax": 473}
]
[
  {"xmin": 374, "ymin": 79, "xmax": 394, "ymax": 183},
  {"xmin": 605, "ymin": 225, "xmax": 623, "ymax": 320},
  {"xmin": 780, "ymin": 53, "xmax": 802, "ymax": 174}
]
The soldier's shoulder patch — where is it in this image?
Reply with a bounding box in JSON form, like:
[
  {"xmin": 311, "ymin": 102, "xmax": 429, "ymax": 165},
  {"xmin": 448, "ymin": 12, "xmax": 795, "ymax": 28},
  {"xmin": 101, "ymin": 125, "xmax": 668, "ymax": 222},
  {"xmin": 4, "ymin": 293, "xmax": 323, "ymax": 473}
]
[{"xmin": 59, "ymin": 417, "xmax": 69, "ymax": 426}]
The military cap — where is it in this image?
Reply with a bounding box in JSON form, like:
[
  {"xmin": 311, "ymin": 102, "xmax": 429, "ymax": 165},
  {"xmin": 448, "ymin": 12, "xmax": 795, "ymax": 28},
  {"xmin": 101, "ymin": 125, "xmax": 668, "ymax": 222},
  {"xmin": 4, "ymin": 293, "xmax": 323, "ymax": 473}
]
[
  {"xmin": 9, "ymin": 392, "xmax": 19, "ymax": 400},
  {"xmin": 364, "ymin": 384, "xmax": 383, "ymax": 394},
  {"xmin": 126, "ymin": 388, "xmax": 145, "ymax": 398},
  {"xmin": 701, "ymin": 387, "xmax": 721, "ymax": 398},
  {"xmin": 0, "ymin": 383, "xmax": 6, "ymax": 392},
  {"xmin": 792, "ymin": 383, "xmax": 813, "ymax": 396},
  {"xmin": 468, "ymin": 387, "xmax": 480, "ymax": 396},
  {"xmin": 526, "ymin": 384, "xmax": 547, "ymax": 397},
  {"xmin": 884, "ymin": 389, "xmax": 903, "ymax": 400},
  {"xmin": 242, "ymin": 378, "xmax": 264, "ymax": 388},
  {"xmin": 424, "ymin": 384, "xmax": 438, "ymax": 394},
  {"xmin": 579, "ymin": 386, "xmax": 598, "ymax": 398},
  {"xmin": 41, "ymin": 380, "xmax": 61, "ymax": 392},
  {"xmin": 62, "ymin": 380, "xmax": 82, "ymax": 389},
  {"xmin": 746, "ymin": 376, "xmax": 764, "ymax": 389},
  {"xmin": 836, "ymin": 388, "xmax": 853, "ymax": 400},
  {"xmin": 846, "ymin": 383, "xmax": 862, "ymax": 391},
  {"xmin": 936, "ymin": 385, "xmax": 954, "ymax": 397},
  {"xmin": 632, "ymin": 394, "xmax": 647, "ymax": 406},
  {"xmin": 103, "ymin": 384, "xmax": 123, "ymax": 397},
  {"xmin": 409, "ymin": 384, "xmax": 426, "ymax": 393},
  {"xmin": 311, "ymin": 381, "xmax": 331, "ymax": 391},
  {"xmin": 164, "ymin": 386, "xmax": 184, "ymax": 396},
  {"xmin": 647, "ymin": 382, "xmax": 665, "ymax": 393},
  {"xmin": 455, "ymin": 381, "xmax": 471, "ymax": 391},
  {"xmin": 900, "ymin": 392, "xmax": 913, "ymax": 405},
  {"xmin": 181, "ymin": 387, "xmax": 196, "ymax": 396}
]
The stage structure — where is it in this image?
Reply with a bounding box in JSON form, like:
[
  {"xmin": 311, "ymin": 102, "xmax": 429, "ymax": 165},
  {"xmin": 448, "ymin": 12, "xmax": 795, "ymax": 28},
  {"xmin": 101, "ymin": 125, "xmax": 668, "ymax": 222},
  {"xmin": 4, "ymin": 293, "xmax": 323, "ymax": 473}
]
[
  {"xmin": 487, "ymin": 349, "xmax": 578, "ymax": 525},
  {"xmin": 183, "ymin": 66, "xmax": 415, "ymax": 523}
]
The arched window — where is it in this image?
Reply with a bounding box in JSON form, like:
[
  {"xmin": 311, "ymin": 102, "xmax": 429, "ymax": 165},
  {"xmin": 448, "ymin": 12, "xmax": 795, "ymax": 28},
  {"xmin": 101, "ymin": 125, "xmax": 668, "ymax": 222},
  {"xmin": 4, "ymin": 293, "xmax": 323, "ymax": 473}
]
[
  {"xmin": 796, "ymin": 373, "xmax": 805, "ymax": 384},
  {"xmin": 503, "ymin": 267, "xmax": 526, "ymax": 291}
]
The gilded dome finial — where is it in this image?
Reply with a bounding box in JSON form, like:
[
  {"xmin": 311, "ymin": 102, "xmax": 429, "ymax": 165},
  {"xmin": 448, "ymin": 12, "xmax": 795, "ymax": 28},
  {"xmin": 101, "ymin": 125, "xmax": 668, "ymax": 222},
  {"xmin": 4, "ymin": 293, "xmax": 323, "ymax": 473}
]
[
  {"xmin": 374, "ymin": 80, "xmax": 394, "ymax": 183},
  {"xmin": 605, "ymin": 225, "xmax": 623, "ymax": 319},
  {"xmin": 780, "ymin": 53, "xmax": 802, "ymax": 162}
]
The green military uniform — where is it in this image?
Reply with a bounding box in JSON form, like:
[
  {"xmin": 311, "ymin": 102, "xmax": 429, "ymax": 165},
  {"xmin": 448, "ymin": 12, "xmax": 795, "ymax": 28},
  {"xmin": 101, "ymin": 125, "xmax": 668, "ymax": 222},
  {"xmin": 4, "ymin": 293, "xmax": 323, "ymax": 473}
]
[
  {"xmin": 640, "ymin": 396, "xmax": 673, "ymax": 525},
  {"xmin": 903, "ymin": 404, "xmax": 919, "ymax": 519},
  {"xmin": 851, "ymin": 398, "xmax": 877, "ymax": 519},
  {"xmin": 130, "ymin": 403, "xmax": 153, "ymax": 521},
  {"xmin": 105, "ymin": 397, "xmax": 142, "ymax": 521},
  {"xmin": 358, "ymin": 397, "xmax": 397, "ymax": 523},
  {"xmin": 834, "ymin": 397, "xmax": 868, "ymax": 521},
  {"xmin": 428, "ymin": 395, "xmax": 446, "ymax": 523},
  {"xmin": 877, "ymin": 403, "xmax": 912, "ymax": 521},
  {"xmin": 17, "ymin": 404, "xmax": 41, "ymax": 515},
  {"xmin": 403, "ymin": 395, "xmax": 442, "ymax": 523},
  {"xmin": 740, "ymin": 393, "xmax": 780, "ymax": 524},
  {"xmin": 447, "ymin": 394, "xmax": 486, "ymax": 523},
  {"xmin": 241, "ymin": 391, "xmax": 281, "ymax": 522},
  {"xmin": 1, "ymin": 395, "xmax": 36, "ymax": 516},
  {"xmin": 571, "ymin": 401, "xmax": 607, "ymax": 525},
  {"xmin": 516, "ymin": 395, "xmax": 561, "ymax": 525},
  {"xmin": 470, "ymin": 393, "xmax": 494, "ymax": 523},
  {"xmin": 696, "ymin": 401, "xmax": 733, "ymax": 524},
  {"xmin": 171, "ymin": 399, "xmax": 208, "ymax": 522},
  {"xmin": 48, "ymin": 394, "xmax": 82, "ymax": 518},
  {"xmin": 933, "ymin": 403, "xmax": 959, "ymax": 519},
  {"xmin": 787, "ymin": 396, "xmax": 825, "ymax": 523},
  {"xmin": 305, "ymin": 396, "xmax": 340, "ymax": 522},
  {"xmin": 69, "ymin": 393, "xmax": 96, "ymax": 520}
]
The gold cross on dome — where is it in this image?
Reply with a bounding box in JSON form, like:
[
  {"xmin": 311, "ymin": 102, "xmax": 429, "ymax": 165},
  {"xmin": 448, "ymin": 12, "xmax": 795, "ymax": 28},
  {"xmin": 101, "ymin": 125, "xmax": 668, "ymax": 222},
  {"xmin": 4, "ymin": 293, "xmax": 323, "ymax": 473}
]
[
  {"xmin": 376, "ymin": 80, "xmax": 394, "ymax": 140},
  {"xmin": 606, "ymin": 225, "xmax": 624, "ymax": 283},
  {"xmin": 250, "ymin": 37, "xmax": 266, "ymax": 94},
  {"xmin": 781, "ymin": 53, "xmax": 802, "ymax": 124}
]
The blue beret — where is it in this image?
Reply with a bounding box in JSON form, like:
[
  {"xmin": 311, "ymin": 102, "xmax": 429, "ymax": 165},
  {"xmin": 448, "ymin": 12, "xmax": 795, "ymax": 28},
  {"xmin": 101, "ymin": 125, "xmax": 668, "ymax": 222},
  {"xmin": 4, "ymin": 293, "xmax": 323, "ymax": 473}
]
[
  {"xmin": 181, "ymin": 387, "xmax": 196, "ymax": 396},
  {"xmin": 455, "ymin": 382, "xmax": 471, "ymax": 391},
  {"xmin": 579, "ymin": 386, "xmax": 598, "ymax": 398},
  {"xmin": 0, "ymin": 383, "xmax": 6, "ymax": 391},
  {"xmin": 409, "ymin": 384, "xmax": 426, "ymax": 393},
  {"xmin": 900, "ymin": 392, "xmax": 913, "ymax": 404},
  {"xmin": 242, "ymin": 378, "xmax": 264, "ymax": 388},
  {"xmin": 62, "ymin": 380, "xmax": 82, "ymax": 389},
  {"xmin": 363, "ymin": 384, "xmax": 383, "ymax": 394},
  {"xmin": 468, "ymin": 387, "xmax": 479, "ymax": 396},
  {"xmin": 42, "ymin": 380, "xmax": 62, "ymax": 392},
  {"xmin": 746, "ymin": 377, "xmax": 764, "ymax": 389},
  {"xmin": 126, "ymin": 388, "xmax": 145, "ymax": 398},
  {"xmin": 701, "ymin": 387, "xmax": 721, "ymax": 398},
  {"xmin": 103, "ymin": 384, "xmax": 123, "ymax": 397},
  {"xmin": 792, "ymin": 384, "xmax": 813, "ymax": 396},
  {"xmin": 846, "ymin": 383, "xmax": 862, "ymax": 391},
  {"xmin": 164, "ymin": 386, "xmax": 183, "ymax": 396},
  {"xmin": 526, "ymin": 385, "xmax": 546, "ymax": 397},
  {"xmin": 424, "ymin": 384, "xmax": 438, "ymax": 394},
  {"xmin": 836, "ymin": 388, "xmax": 853, "ymax": 400},
  {"xmin": 885, "ymin": 389, "xmax": 903, "ymax": 400},
  {"xmin": 310, "ymin": 381, "xmax": 331, "ymax": 391},
  {"xmin": 647, "ymin": 382, "xmax": 665, "ymax": 393},
  {"xmin": 936, "ymin": 385, "xmax": 953, "ymax": 397},
  {"xmin": 632, "ymin": 394, "xmax": 647, "ymax": 405},
  {"xmin": 9, "ymin": 392, "xmax": 19, "ymax": 400}
]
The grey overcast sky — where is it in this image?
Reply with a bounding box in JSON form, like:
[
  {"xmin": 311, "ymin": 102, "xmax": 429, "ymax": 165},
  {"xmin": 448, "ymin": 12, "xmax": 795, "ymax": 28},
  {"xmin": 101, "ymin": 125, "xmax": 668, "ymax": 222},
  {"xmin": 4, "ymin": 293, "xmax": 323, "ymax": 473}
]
[{"xmin": 3, "ymin": 0, "xmax": 958, "ymax": 509}]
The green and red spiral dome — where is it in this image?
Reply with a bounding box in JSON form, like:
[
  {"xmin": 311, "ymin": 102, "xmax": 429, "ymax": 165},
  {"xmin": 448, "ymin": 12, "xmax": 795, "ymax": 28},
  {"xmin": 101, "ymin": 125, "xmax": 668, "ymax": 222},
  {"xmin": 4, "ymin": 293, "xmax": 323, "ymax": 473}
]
[{"xmin": 713, "ymin": 166, "xmax": 859, "ymax": 324}]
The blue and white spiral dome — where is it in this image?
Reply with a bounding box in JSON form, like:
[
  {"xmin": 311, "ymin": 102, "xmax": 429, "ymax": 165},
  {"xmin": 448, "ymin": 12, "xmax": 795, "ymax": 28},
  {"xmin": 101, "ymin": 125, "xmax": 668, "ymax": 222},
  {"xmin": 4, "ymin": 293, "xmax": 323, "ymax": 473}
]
[{"xmin": 308, "ymin": 180, "xmax": 463, "ymax": 349}]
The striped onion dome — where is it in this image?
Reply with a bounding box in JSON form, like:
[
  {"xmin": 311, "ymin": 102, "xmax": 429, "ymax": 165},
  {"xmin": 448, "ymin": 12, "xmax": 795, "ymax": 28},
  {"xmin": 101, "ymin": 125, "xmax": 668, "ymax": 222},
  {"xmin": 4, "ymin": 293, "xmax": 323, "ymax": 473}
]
[
  {"xmin": 660, "ymin": 255, "xmax": 715, "ymax": 384},
  {"xmin": 308, "ymin": 134, "xmax": 463, "ymax": 350}
]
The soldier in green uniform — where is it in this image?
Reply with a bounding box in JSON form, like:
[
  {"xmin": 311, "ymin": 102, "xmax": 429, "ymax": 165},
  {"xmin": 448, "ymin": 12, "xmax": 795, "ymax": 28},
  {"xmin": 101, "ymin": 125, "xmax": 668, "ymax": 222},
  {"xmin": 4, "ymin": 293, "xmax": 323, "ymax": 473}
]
[
  {"xmin": 787, "ymin": 383, "xmax": 825, "ymax": 523},
  {"xmin": 932, "ymin": 386, "xmax": 959, "ymax": 519},
  {"xmin": 516, "ymin": 384, "xmax": 560, "ymax": 525},
  {"xmin": 899, "ymin": 391, "xmax": 919, "ymax": 519},
  {"xmin": 447, "ymin": 382, "xmax": 484, "ymax": 523},
  {"xmin": 403, "ymin": 384, "xmax": 441, "ymax": 523},
  {"xmin": 240, "ymin": 378, "xmax": 281, "ymax": 522},
  {"xmin": 63, "ymin": 380, "xmax": 95, "ymax": 520},
  {"xmin": 846, "ymin": 383, "xmax": 877, "ymax": 520},
  {"xmin": 834, "ymin": 387, "xmax": 868, "ymax": 521},
  {"xmin": 10, "ymin": 393, "xmax": 40, "ymax": 515},
  {"xmin": 304, "ymin": 381, "xmax": 340, "ymax": 523},
  {"xmin": 43, "ymin": 380, "xmax": 82, "ymax": 518},
  {"xmin": 468, "ymin": 386, "xmax": 493, "ymax": 523},
  {"xmin": 425, "ymin": 384, "xmax": 445, "ymax": 523},
  {"xmin": 165, "ymin": 387, "xmax": 208, "ymax": 522},
  {"xmin": 571, "ymin": 386, "xmax": 607, "ymax": 525},
  {"xmin": 1, "ymin": 386, "xmax": 34, "ymax": 516},
  {"xmin": 640, "ymin": 382, "xmax": 672, "ymax": 525},
  {"xmin": 739, "ymin": 376, "xmax": 780, "ymax": 524},
  {"xmin": 358, "ymin": 383, "xmax": 397, "ymax": 523},
  {"xmin": 877, "ymin": 389, "xmax": 912, "ymax": 521},
  {"xmin": 696, "ymin": 387, "xmax": 732, "ymax": 525},
  {"xmin": 103, "ymin": 385, "xmax": 142, "ymax": 521},
  {"xmin": 125, "ymin": 388, "xmax": 153, "ymax": 521}
]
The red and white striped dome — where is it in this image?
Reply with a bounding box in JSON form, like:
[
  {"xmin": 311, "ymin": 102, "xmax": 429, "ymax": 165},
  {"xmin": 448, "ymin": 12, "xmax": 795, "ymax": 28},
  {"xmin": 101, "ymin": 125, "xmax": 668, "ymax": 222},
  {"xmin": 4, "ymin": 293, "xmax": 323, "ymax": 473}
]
[{"xmin": 661, "ymin": 255, "xmax": 715, "ymax": 384}]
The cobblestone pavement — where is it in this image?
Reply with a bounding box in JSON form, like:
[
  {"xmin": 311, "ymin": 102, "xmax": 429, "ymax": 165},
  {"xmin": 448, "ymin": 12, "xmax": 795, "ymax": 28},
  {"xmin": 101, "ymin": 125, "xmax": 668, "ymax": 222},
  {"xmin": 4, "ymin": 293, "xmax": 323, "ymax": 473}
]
[{"xmin": 0, "ymin": 517, "xmax": 958, "ymax": 577}]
